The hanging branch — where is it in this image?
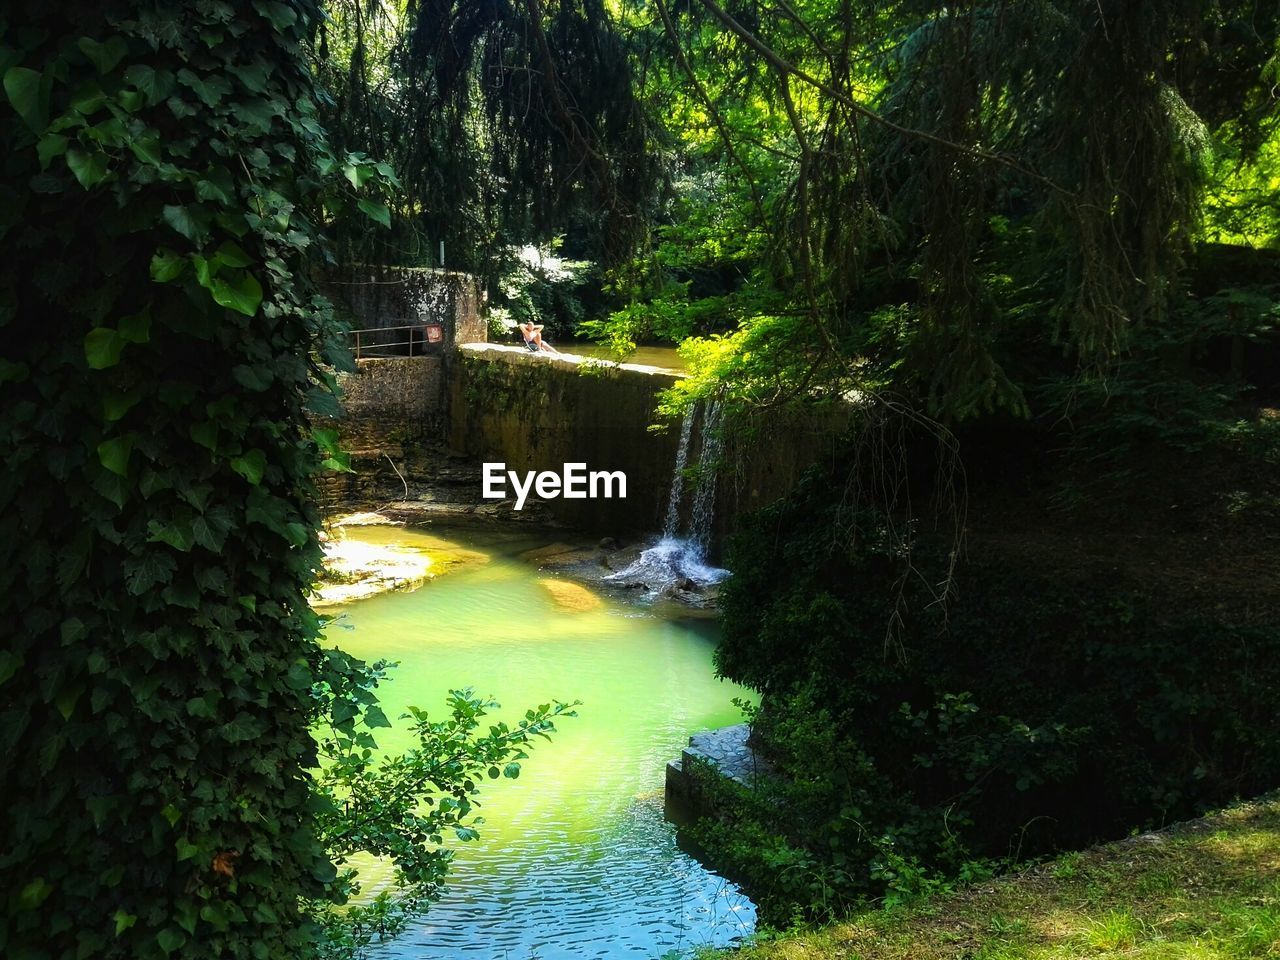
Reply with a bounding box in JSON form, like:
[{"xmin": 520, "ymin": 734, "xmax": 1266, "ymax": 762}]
[{"xmin": 692, "ymin": 0, "xmax": 1074, "ymax": 198}]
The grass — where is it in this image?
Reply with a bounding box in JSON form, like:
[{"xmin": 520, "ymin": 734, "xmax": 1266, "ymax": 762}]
[{"xmin": 721, "ymin": 794, "xmax": 1280, "ymax": 960}]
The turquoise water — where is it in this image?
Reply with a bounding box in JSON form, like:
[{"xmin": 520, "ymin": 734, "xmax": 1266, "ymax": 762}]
[{"xmin": 325, "ymin": 524, "xmax": 755, "ymax": 959}]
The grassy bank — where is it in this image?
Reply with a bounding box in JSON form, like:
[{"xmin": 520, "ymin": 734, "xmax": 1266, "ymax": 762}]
[{"xmin": 725, "ymin": 795, "xmax": 1280, "ymax": 960}]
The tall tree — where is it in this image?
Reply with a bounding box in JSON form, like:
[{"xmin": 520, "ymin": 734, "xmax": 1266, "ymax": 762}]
[{"xmin": 0, "ymin": 3, "xmax": 347, "ymax": 956}]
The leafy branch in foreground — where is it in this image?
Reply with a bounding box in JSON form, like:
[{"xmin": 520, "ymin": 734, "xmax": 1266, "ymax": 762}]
[{"xmin": 304, "ymin": 651, "xmax": 578, "ymax": 960}]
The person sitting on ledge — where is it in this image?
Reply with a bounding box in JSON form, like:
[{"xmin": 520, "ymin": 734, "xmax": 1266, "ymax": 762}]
[{"xmin": 518, "ymin": 320, "xmax": 560, "ymax": 354}]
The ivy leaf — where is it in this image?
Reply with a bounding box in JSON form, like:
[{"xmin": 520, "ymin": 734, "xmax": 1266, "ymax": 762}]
[
  {"xmin": 113, "ymin": 910, "xmax": 137, "ymax": 936},
  {"xmin": 285, "ymin": 661, "xmax": 312, "ymax": 691},
  {"xmin": 129, "ymin": 137, "xmax": 163, "ymax": 166},
  {"xmin": 162, "ymin": 204, "xmax": 202, "ymax": 242},
  {"xmin": 229, "ymin": 62, "xmax": 270, "ymax": 93},
  {"xmin": 123, "ymin": 64, "xmax": 175, "ymax": 105},
  {"xmin": 17, "ymin": 877, "xmax": 53, "ymax": 911},
  {"xmin": 195, "ymin": 169, "xmax": 234, "ymax": 204},
  {"xmin": 150, "ymin": 248, "xmax": 187, "ymax": 282},
  {"xmin": 119, "ymin": 307, "xmax": 151, "ymax": 344},
  {"xmin": 0, "ymin": 650, "xmax": 23, "ymax": 686},
  {"xmin": 343, "ymin": 163, "xmax": 372, "ymax": 189},
  {"xmin": 174, "ymin": 838, "xmax": 199, "ymax": 862},
  {"xmin": 84, "ymin": 328, "xmax": 124, "ymax": 369},
  {"xmin": 66, "ymin": 148, "xmax": 109, "ymax": 189},
  {"xmin": 3, "ymin": 66, "xmax": 49, "ymax": 132},
  {"xmin": 55, "ymin": 684, "xmax": 83, "ymax": 720},
  {"xmin": 254, "ymin": 0, "xmax": 299, "ymax": 29},
  {"xmin": 97, "ymin": 435, "xmax": 134, "ymax": 476},
  {"xmin": 175, "ymin": 903, "xmax": 198, "ymax": 936},
  {"xmin": 157, "ymin": 928, "xmax": 187, "ymax": 954},
  {"xmin": 189, "ymin": 421, "xmax": 218, "ymax": 451},
  {"xmin": 191, "ymin": 505, "xmax": 233, "ymax": 552},
  {"xmin": 176, "ymin": 68, "xmax": 231, "ymax": 107},
  {"xmin": 230, "ymin": 449, "xmax": 267, "ymax": 485},
  {"xmin": 210, "ymin": 271, "xmax": 263, "ymax": 316},
  {"xmin": 103, "ymin": 389, "xmax": 141, "ymax": 421},
  {"xmin": 147, "ymin": 519, "xmax": 195, "ymax": 552},
  {"xmin": 71, "ymin": 86, "xmax": 108, "ymax": 117},
  {"xmin": 213, "ymin": 241, "xmax": 252, "ymax": 268},
  {"xmin": 232, "ymin": 364, "xmax": 273, "ymax": 391},
  {"xmin": 357, "ymin": 198, "xmax": 391, "ymax": 228},
  {"xmin": 77, "ymin": 36, "xmax": 129, "ymax": 74},
  {"xmin": 222, "ymin": 714, "xmax": 264, "ymax": 742},
  {"xmin": 37, "ymin": 133, "xmax": 68, "ymax": 170},
  {"xmin": 363, "ymin": 705, "xmax": 391, "ymax": 729},
  {"xmin": 123, "ymin": 551, "xmax": 177, "ymax": 595}
]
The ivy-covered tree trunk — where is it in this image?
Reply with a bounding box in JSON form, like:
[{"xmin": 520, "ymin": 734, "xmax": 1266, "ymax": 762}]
[{"xmin": 0, "ymin": 2, "xmax": 348, "ymax": 957}]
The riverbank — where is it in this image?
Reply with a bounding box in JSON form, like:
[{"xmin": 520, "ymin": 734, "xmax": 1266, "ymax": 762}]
[
  {"xmin": 314, "ymin": 515, "xmax": 492, "ymax": 606},
  {"xmin": 722, "ymin": 793, "xmax": 1280, "ymax": 960},
  {"xmin": 316, "ymin": 512, "xmax": 727, "ymax": 610}
]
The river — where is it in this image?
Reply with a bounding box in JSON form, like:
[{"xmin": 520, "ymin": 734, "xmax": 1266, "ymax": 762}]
[{"xmin": 323, "ymin": 522, "xmax": 756, "ymax": 959}]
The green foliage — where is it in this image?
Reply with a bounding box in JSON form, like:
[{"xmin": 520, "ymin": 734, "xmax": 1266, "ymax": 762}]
[
  {"xmin": 1040, "ymin": 282, "xmax": 1280, "ymax": 517},
  {"xmin": 0, "ymin": 2, "xmax": 346, "ymax": 956},
  {"xmin": 582, "ymin": 0, "xmax": 1280, "ymax": 421},
  {"xmin": 488, "ymin": 242, "xmax": 596, "ymax": 343},
  {"xmin": 307, "ymin": 679, "xmax": 576, "ymax": 959},
  {"xmin": 0, "ymin": 4, "xmax": 574, "ymax": 959},
  {"xmin": 313, "ymin": 0, "xmax": 659, "ymax": 274},
  {"xmin": 703, "ymin": 455, "xmax": 1280, "ymax": 923}
]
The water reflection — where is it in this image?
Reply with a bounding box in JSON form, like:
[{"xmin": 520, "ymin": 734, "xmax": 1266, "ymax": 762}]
[{"xmin": 325, "ymin": 524, "xmax": 756, "ymax": 959}]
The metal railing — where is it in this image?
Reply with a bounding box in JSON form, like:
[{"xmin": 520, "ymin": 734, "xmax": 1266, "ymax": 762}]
[{"xmin": 347, "ymin": 323, "xmax": 444, "ymax": 360}]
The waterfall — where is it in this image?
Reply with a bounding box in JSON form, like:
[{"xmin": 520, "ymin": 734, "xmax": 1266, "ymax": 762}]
[
  {"xmin": 663, "ymin": 408, "xmax": 696, "ymax": 538},
  {"xmin": 605, "ymin": 399, "xmax": 729, "ymax": 593},
  {"xmin": 689, "ymin": 400, "xmax": 723, "ymax": 553}
]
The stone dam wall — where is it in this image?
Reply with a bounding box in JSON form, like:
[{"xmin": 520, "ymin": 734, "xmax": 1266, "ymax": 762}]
[
  {"xmin": 447, "ymin": 345, "xmax": 854, "ymax": 550},
  {"xmin": 448, "ymin": 346, "xmax": 686, "ymax": 536},
  {"xmin": 319, "ymin": 344, "xmax": 853, "ymax": 551}
]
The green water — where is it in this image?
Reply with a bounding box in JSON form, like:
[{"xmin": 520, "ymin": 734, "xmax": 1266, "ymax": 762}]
[
  {"xmin": 562, "ymin": 344, "xmax": 687, "ymax": 371},
  {"xmin": 325, "ymin": 524, "xmax": 755, "ymax": 959}
]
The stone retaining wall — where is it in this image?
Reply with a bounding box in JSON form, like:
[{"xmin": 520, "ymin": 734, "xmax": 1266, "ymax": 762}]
[
  {"xmin": 314, "ymin": 357, "xmax": 443, "ymax": 507},
  {"xmin": 448, "ymin": 345, "xmax": 685, "ymax": 535},
  {"xmin": 448, "ymin": 344, "xmax": 853, "ymax": 553}
]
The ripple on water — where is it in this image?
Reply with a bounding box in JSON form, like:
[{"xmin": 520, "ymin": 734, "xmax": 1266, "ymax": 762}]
[{"xmin": 329, "ymin": 525, "xmax": 757, "ymax": 960}]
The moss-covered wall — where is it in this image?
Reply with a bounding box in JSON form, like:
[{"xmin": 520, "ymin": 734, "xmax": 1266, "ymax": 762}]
[
  {"xmin": 321, "ymin": 265, "xmax": 487, "ymax": 348},
  {"xmin": 314, "ymin": 356, "xmax": 443, "ymax": 508},
  {"xmin": 448, "ymin": 346, "xmax": 853, "ymax": 547},
  {"xmin": 449, "ymin": 347, "xmax": 683, "ymax": 534}
]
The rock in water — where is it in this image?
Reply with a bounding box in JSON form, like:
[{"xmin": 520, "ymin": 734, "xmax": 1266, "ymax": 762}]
[{"xmin": 536, "ymin": 578, "xmax": 606, "ymax": 612}]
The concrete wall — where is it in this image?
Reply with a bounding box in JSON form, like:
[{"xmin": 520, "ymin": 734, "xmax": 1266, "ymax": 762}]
[
  {"xmin": 447, "ymin": 345, "xmax": 853, "ymax": 551},
  {"xmin": 322, "ymin": 265, "xmax": 487, "ymax": 352},
  {"xmin": 448, "ymin": 345, "xmax": 683, "ymax": 535},
  {"xmin": 315, "ymin": 357, "xmax": 443, "ymax": 507},
  {"xmin": 314, "ymin": 341, "xmax": 853, "ymax": 546}
]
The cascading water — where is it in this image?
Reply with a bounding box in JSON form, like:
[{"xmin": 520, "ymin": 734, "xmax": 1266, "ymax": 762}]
[
  {"xmin": 662, "ymin": 408, "xmax": 696, "ymax": 537},
  {"xmin": 689, "ymin": 400, "xmax": 724, "ymax": 554},
  {"xmin": 606, "ymin": 401, "xmax": 730, "ymax": 593}
]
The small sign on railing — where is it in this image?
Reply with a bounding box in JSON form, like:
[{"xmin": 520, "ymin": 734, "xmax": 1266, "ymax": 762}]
[{"xmin": 424, "ymin": 323, "xmax": 444, "ymax": 344}]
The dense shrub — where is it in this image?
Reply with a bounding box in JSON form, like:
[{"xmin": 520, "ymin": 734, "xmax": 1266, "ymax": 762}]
[{"xmin": 706, "ymin": 456, "xmax": 1280, "ymax": 923}]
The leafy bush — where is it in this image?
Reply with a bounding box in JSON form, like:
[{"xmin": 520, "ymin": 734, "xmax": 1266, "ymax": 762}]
[{"xmin": 704, "ymin": 457, "xmax": 1280, "ymax": 923}]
